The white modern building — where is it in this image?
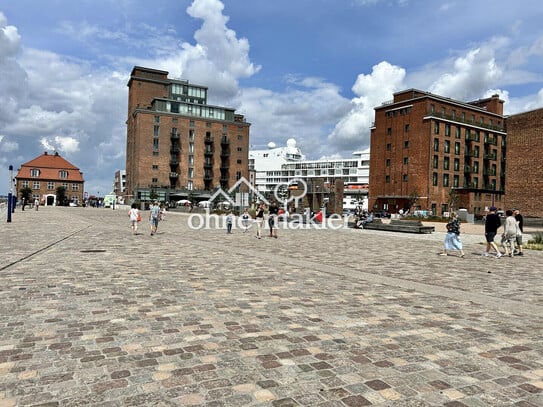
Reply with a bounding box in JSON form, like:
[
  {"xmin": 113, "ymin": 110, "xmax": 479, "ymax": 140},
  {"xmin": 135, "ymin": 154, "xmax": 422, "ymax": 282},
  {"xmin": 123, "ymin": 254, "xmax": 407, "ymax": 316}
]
[
  {"xmin": 249, "ymin": 139, "xmax": 370, "ymax": 210},
  {"xmin": 113, "ymin": 170, "xmax": 126, "ymax": 196}
]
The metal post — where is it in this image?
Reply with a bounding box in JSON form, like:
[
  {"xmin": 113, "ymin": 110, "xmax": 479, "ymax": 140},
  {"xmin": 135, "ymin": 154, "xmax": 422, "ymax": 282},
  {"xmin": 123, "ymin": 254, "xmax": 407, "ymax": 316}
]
[{"xmin": 7, "ymin": 165, "xmax": 13, "ymax": 222}]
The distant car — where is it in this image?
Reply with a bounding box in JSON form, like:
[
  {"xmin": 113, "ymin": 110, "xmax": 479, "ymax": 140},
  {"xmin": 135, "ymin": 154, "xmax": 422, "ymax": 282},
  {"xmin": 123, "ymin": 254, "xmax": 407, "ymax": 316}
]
[
  {"xmin": 198, "ymin": 201, "xmax": 211, "ymax": 208},
  {"xmin": 374, "ymin": 210, "xmax": 390, "ymax": 218},
  {"xmin": 69, "ymin": 202, "xmax": 79, "ymax": 207}
]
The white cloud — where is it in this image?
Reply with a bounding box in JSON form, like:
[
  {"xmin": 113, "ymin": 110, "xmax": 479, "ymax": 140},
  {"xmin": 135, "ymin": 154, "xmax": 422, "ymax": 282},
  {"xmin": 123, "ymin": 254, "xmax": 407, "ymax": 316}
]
[
  {"xmin": 0, "ymin": 134, "xmax": 18, "ymax": 152},
  {"xmin": 0, "ymin": 12, "xmax": 28, "ymax": 124},
  {"xmin": 40, "ymin": 137, "xmax": 55, "ymax": 152},
  {"xmin": 0, "ymin": 140, "xmax": 18, "ymax": 153},
  {"xmin": 39, "ymin": 136, "xmax": 80, "ymax": 154},
  {"xmin": 0, "ymin": 12, "xmax": 20, "ymax": 57},
  {"xmin": 327, "ymin": 61, "xmax": 406, "ymax": 152},
  {"xmin": 234, "ymin": 77, "xmax": 351, "ymax": 156},
  {"xmin": 429, "ymin": 47, "xmax": 503, "ymax": 101},
  {"xmin": 139, "ymin": 0, "xmax": 262, "ymax": 102}
]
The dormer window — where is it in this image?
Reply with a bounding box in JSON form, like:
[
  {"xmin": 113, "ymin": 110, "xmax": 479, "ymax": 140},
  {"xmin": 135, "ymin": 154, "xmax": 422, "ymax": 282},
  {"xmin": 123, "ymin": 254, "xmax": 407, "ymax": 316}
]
[
  {"xmin": 59, "ymin": 170, "xmax": 68, "ymax": 179},
  {"xmin": 30, "ymin": 169, "xmax": 40, "ymax": 177}
]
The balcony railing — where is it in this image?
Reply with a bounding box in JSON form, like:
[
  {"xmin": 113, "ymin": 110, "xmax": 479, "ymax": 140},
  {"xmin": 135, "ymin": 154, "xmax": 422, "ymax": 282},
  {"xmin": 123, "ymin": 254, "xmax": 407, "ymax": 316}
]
[
  {"xmin": 463, "ymin": 182, "xmax": 478, "ymax": 189},
  {"xmin": 426, "ymin": 110, "xmax": 505, "ymax": 132},
  {"xmin": 463, "ymin": 166, "xmax": 478, "ymax": 173},
  {"xmin": 169, "ymin": 172, "xmax": 179, "ymax": 178}
]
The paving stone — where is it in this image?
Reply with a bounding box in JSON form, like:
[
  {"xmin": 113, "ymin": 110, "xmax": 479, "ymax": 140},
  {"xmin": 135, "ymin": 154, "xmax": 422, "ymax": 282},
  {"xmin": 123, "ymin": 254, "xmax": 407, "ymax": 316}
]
[{"xmin": 1, "ymin": 207, "xmax": 542, "ymax": 406}]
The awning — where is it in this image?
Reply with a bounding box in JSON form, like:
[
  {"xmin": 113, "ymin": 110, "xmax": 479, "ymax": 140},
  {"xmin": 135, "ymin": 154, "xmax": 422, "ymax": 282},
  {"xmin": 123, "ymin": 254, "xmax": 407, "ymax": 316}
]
[
  {"xmin": 169, "ymin": 192, "xmax": 188, "ymax": 199},
  {"xmin": 194, "ymin": 193, "xmax": 212, "ymax": 199}
]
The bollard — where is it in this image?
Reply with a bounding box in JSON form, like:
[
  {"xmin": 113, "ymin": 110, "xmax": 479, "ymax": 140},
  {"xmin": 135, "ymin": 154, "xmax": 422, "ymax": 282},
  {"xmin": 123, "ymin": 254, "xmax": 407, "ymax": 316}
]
[{"xmin": 7, "ymin": 165, "xmax": 13, "ymax": 222}]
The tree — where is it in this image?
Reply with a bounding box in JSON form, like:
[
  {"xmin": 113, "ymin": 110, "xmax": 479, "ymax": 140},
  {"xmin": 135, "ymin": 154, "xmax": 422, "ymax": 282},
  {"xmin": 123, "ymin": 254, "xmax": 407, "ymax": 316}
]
[
  {"xmin": 20, "ymin": 186, "xmax": 32, "ymax": 202},
  {"xmin": 56, "ymin": 186, "xmax": 67, "ymax": 206},
  {"xmin": 149, "ymin": 188, "xmax": 158, "ymax": 202},
  {"xmin": 408, "ymin": 190, "xmax": 420, "ymax": 212},
  {"xmin": 448, "ymin": 188, "xmax": 460, "ymax": 212}
]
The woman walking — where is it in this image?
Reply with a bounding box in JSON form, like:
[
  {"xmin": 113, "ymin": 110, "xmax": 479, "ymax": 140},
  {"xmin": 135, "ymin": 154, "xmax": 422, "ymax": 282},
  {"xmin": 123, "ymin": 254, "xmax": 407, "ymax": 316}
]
[
  {"xmin": 501, "ymin": 209, "xmax": 519, "ymax": 257},
  {"xmin": 128, "ymin": 203, "xmax": 140, "ymax": 235},
  {"xmin": 255, "ymin": 203, "xmax": 265, "ymax": 239},
  {"xmin": 440, "ymin": 212, "xmax": 465, "ymax": 257}
]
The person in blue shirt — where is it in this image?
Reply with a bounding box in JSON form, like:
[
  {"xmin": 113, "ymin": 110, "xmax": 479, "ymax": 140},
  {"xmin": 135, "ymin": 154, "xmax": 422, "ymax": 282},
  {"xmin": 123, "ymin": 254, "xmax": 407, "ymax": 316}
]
[{"xmin": 149, "ymin": 201, "xmax": 161, "ymax": 236}]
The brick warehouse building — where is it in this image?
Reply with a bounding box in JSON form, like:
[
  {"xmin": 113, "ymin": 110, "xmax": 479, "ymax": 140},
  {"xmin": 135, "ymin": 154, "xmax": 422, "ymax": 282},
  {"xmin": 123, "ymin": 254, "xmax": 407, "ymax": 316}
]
[
  {"xmin": 504, "ymin": 108, "xmax": 543, "ymax": 218},
  {"xmin": 15, "ymin": 151, "xmax": 85, "ymax": 206},
  {"xmin": 369, "ymin": 89, "xmax": 506, "ymax": 217},
  {"xmin": 125, "ymin": 66, "xmax": 250, "ymax": 203}
]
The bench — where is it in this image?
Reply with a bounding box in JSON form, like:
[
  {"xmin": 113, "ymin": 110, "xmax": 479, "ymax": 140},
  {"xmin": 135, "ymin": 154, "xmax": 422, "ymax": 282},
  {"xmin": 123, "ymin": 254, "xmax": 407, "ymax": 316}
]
[{"xmin": 363, "ymin": 218, "xmax": 435, "ymax": 234}]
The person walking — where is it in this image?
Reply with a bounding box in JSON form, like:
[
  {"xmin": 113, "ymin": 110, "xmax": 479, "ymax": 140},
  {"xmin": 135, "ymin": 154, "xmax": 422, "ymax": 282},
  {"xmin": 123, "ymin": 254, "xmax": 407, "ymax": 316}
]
[
  {"xmin": 483, "ymin": 206, "xmax": 503, "ymax": 258},
  {"xmin": 128, "ymin": 203, "xmax": 140, "ymax": 235},
  {"xmin": 268, "ymin": 201, "xmax": 279, "ymax": 238},
  {"xmin": 514, "ymin": 208, "xmax": 524, "ymax": 256},
  {"xmin": 255, "ymin": 203, "xmax": 265, "ymax": 239},
  {"xmin": 225, "ymin": 211, "xmax": 233, "ymax": 234},
  {"xmin": 440, "ymin": 212, "xmax": 465, "ymax": 257},
  {"xmin": 501, "ymin": 209, "xmax": 519, "ymax": 257},
  {"xmin": 149, "ymin": 201, "xmax": 160, "ymax": 236},
  {"xmin": 159, "ymin": 204, "xmax": 166, "ymax": 221},
  {"xmin": 241, "ymin": 208, "xmax": 251, "ymax": 232}
]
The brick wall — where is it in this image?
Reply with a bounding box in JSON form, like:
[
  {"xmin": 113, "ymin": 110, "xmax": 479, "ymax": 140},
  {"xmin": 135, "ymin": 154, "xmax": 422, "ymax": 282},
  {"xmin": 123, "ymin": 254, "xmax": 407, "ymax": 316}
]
[
  {"xmin": 369, "ymin": 91, "xmax": 506, "ymax": 216},
  {"xmin": 125, "ymin": 67, "xmax": 250, "ymax": 199},
  {"xmin": 505, "ymin": 109, "xmax": 543, "ymax": 217}
]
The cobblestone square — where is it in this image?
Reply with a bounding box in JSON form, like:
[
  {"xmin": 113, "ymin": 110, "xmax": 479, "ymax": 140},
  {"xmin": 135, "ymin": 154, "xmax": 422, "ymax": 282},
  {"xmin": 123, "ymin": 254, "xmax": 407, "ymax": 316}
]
[{"xmin": 1, "ymin": 207, "xmax": 542, "ymax": 406}]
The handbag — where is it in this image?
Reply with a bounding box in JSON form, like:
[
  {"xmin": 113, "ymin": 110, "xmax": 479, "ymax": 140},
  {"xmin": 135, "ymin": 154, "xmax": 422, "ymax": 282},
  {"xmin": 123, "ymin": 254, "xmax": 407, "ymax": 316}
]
[{"xmin": 137, "ymin": 212, "xmax": 142, "ymax": 222}]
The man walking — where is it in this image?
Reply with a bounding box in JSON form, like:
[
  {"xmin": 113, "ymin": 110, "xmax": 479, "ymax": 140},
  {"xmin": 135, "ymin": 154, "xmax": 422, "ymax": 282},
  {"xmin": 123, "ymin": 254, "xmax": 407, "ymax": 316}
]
[
  {"xmin": 483, "ymin": 206, "xmax": 503, "ymax": 258},
  {"xmin": 268, "ymin": 201, "xmax": 279, "ymax": 238},
  {"xmin": 149, "ymin": 201, "xmax": 160, "ymax": 236},
  {"xmin": 514, "ymin": 208, "xmax": 524, "ymax": 256}
]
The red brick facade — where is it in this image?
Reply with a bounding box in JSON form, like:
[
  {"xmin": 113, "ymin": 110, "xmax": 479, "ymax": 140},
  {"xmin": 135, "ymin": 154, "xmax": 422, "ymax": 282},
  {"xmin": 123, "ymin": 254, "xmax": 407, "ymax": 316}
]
[
  {"xmin": 369, "ymin": 89, "xmax": 506, "ymax": 217},
  {"xmin": 15, "ymin": 152, "xmax": 85, "ymax": 206},
  {"xmin": 125, "ymin": 66, "xmax": 250, "ymax": 202},
  {"xmin": 504, "ymin": 108, "xmax": 543, "ymax": 217}
]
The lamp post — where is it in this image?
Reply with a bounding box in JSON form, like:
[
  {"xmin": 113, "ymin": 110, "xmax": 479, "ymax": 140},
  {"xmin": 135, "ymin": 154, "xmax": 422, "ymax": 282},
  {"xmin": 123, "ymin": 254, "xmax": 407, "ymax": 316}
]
[{"xmin": 7, "ymin": 165, "xmax": 13, "ymax": 223}]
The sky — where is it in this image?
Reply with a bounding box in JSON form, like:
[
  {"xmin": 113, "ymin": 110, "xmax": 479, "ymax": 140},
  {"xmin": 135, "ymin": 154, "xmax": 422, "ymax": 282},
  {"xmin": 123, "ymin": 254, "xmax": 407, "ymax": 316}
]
[{"xmin": 1, "ymin": 0, "xmax": 543, "ymax": 197}]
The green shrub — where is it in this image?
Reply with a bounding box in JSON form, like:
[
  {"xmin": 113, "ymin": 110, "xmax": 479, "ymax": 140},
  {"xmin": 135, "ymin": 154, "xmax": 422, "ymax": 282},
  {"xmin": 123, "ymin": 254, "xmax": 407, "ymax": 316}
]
[{"xmin": 528, "ymin": 231, "xmax": 543, "ymax": 245}]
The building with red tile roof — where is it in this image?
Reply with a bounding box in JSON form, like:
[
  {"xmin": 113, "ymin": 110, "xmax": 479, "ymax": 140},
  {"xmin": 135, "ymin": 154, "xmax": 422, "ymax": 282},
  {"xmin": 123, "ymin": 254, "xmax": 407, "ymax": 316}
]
[{"xmin": 15, "ymin": 151, "xmax": 85, "ymax": 206}]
